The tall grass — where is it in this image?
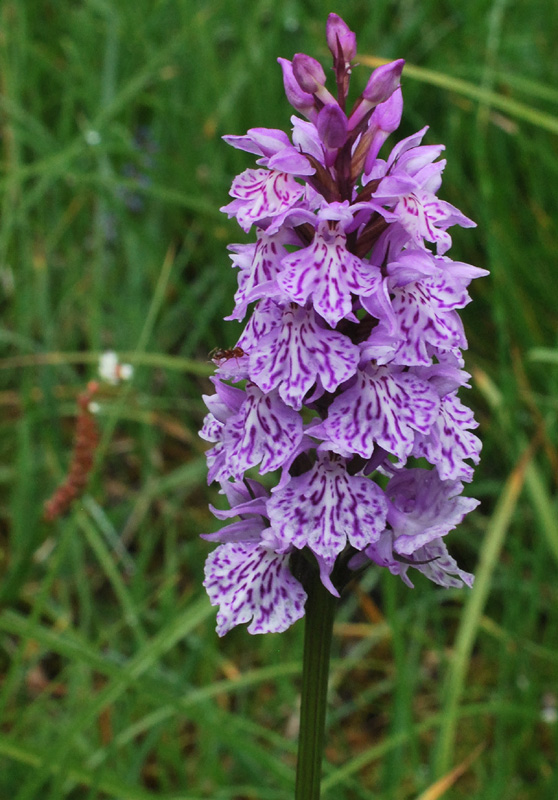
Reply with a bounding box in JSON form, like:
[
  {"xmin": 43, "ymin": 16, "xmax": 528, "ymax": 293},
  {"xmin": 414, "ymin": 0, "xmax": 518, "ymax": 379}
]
[{"xmin": 1, "ymin": 1, "xmax": 557, "ymax": 797}]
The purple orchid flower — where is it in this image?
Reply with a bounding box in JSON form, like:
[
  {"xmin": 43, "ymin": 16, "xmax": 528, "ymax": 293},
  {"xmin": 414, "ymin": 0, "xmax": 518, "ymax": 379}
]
[{"xmin": 201, "ymin": 14, "xmax": 486, "ymax": 635}]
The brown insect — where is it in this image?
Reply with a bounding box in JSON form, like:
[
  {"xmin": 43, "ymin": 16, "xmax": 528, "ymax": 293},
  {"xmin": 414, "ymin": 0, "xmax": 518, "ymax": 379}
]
[{"xmin": 209, "ymin": 346, "xmax": 246, "ymax": 363}]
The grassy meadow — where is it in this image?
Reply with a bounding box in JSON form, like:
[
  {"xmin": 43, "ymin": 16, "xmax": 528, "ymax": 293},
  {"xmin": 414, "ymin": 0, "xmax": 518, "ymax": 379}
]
[{"xmin": 1, "ymin": 0, "xmax": 558, "ymax": 797}]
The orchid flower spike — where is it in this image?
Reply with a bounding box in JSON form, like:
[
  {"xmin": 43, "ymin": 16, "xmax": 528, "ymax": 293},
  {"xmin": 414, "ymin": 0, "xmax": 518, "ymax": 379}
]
[{"xmin": 204, "ymin": 15, "xmax": 486, "ymax": 636}]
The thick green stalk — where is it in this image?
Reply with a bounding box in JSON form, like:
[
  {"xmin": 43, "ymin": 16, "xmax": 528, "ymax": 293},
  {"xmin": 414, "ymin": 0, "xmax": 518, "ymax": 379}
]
[{"xmin": 295, "ymin": 568, "xmax": 338, "ymax": 800}]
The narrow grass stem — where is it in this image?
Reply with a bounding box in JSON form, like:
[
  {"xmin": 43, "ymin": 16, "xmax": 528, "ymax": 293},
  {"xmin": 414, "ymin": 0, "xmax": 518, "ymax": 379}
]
[{"xmin": 295, "ymin": 569, "xmax": 338, "ymax": 800}]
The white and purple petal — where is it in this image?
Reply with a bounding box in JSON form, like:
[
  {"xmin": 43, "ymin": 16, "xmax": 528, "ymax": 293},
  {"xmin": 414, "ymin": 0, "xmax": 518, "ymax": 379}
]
[
  {"xmin": 205, "ymin": 440, "xmax": 227, "ymax": 484},
  {"xmin": 204, "ymin": 541, "xmax": 307, "ymax": 635},
  {"xmin": 200, "ymin": 413, "xmax": 223, "ymax": 445},
  {"xmin": 220, "ymin": 168, "xmax": 305, "ymax": 232},
  {"xmin": 386, "ymin": 468, "xmax": 479, "ymax": 556},
  {"xmin": 410, "ymin": 538, "xmax": 474, "ymax": 588},
  {"xmin": 412, "ymin": 392, "xmax": 481, "ymax": 481},
  {"xmin": 353, "ymin": 528, "xmax": 473, "ymax": 589},
  {"xmin": 378, "ymin": 280, "xmax": 468, "ymax": 365},
  {"xmin": 267, "ymin": 455, "xmax": 388, "ymax": 564},
  {"xmin": 317, "ymin": 365, "xmax": 439, "ymax": 462},
  {"xmin": 249, "ymin": 304, "xmax": 360, "ymax": 409},
  {"xmin": 201, "ymin": 380, "xmax": 247, "ymax": 482},
  {"xmin": 237, "ymin": 298, "xmax": 284, "ymax": 352},
  {"xmin": 386, "ymin": 248, "xmax": 441, "ymax": 287},
  {"xmin": 227, "ymin": 230, "xmax": 293, "ymax": 320},
  {"xmin": 278, "ymin": 219, "xmax": 382, "ymax": 327},
  {"xmin": 393, "ymin": 190, "xmax": 474, "ymax": 255},
  {"xmin": 221, "ymin": 385, "xmax": 303, "ymax": 480}
]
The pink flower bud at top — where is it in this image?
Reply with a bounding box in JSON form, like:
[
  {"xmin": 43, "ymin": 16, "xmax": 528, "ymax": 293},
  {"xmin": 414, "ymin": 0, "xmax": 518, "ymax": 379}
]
[
  {"xmin": 292, "ymin": 53, "xmax": 327, "ymax": 94},
  {"xmin": 278, "ymin": 57, "xmax": 316, "ymax": 119},
  {"xmin": 326, "ymin": 13, "xmax": 357, "ymax": 63},
  {"xmin": 362, "ymin": 59, "xmax": 405, "ymax": 105},
  {"xmin": 317, "ymin": 104, "xmax": 348, "ymax": 150},
  {"xmin": 292, "ymin": 53, "xmax": 339, "ymax": 109},
  {"xmin": 363, "ymin": 88, "xmax": 404, "ymax": 172},
  {"xmin": 348, "ymin": 59, "xmax": 405, "ymax": 131}
]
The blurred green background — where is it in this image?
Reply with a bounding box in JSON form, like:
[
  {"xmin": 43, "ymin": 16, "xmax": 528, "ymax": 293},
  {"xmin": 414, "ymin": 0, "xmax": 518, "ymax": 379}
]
[{"xmin": 1, "ymin": 0, "xmax": 558, "ymax": 798}]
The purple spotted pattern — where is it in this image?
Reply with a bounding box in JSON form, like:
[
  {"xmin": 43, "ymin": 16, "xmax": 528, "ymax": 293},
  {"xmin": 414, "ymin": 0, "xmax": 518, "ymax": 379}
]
[{"xmin": 201, "ymin": 14, "xmax": 487, "ymax": 635}]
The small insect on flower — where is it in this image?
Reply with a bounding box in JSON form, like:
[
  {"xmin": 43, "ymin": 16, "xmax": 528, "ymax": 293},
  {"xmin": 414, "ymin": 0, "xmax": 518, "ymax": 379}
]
[{"xmin": 209, "ymin": 346, "xmax": 246, "ymax": 363}]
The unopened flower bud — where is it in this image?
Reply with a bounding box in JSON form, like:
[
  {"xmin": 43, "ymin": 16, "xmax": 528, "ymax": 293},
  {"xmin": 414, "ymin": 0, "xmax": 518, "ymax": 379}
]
[
  {"xmin": 364, "ymin": 88, "xmax": 404, "ymax": 172},
  {"xmin": 326, "ymin": 13, "xmax": 357, "ymax": 63},
  {"xmin": 292, "ymin": 53, "xmax": 327, "ymax": 94},
  {"xmin": 278, "ymin": 57, "xmax": 316, "ymax": 119},
  {"xmin": 349, "ymin": 59, "xmax": 405, "ymax": 131},
  {"xmin": 292, "ymin": 53, "xmax": 338, "ymax": 109},
  {"xmin": 317, "ymin": 104, "xmax": 348, "ymax": 149},
  {"xmin": 363, "ymin": 59, "xmax": 405, "ymax": 104}
]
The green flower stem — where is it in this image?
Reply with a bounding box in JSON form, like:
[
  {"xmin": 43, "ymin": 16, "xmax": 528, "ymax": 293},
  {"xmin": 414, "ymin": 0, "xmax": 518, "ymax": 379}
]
[{"xmin": 295, "ymin": 568, "xmax": 338, "ymax": 800}]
